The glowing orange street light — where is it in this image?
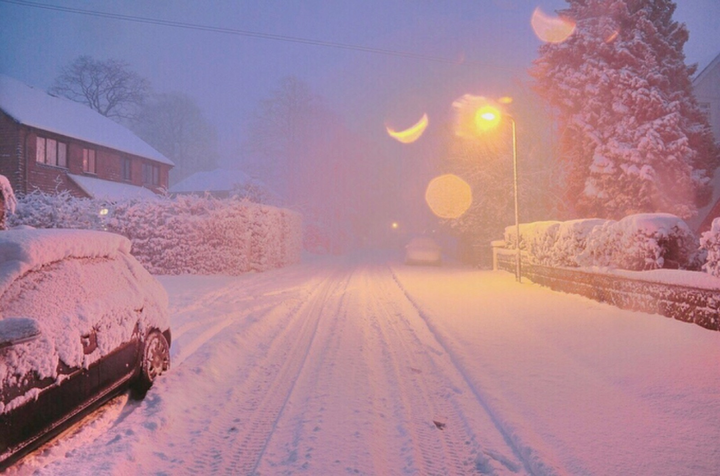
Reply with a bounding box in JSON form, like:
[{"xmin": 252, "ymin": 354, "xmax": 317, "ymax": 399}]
[{"xmin": 476, "ymin": 106, "xmax": 522, "ymax": 283}]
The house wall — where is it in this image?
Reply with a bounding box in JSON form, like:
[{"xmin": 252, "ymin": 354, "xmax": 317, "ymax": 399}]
[
  {"xmin": 4, "ymin": 122, "xmax": 171, "ymax": 196},
  {"xmin": 0, "ymin": 112, "xmax": 24, "ymax": 194},
  {"xmin": 694, "ymin": 56, "xmax": 720, "ymax": 142}
]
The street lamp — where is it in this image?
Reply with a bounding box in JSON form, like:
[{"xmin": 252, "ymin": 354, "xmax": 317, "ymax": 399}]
[{"xmin": 476, "ymin": 107, "xmax": 522, "ymax": 283}]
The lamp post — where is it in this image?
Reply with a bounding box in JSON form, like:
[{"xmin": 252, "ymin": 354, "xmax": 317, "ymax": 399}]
[{"xmin": 477, "ymin": 108, "xmax": 521, "ymax": 283}]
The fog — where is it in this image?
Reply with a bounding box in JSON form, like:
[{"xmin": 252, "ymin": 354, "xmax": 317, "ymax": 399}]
[{"xmin": 1, "ymin": 0, "xmax": 719, "ymax": 253}]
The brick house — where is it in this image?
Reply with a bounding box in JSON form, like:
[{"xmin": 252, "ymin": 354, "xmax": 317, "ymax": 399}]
[
  {"xmin": 687, "ymin": 52, "xmax": 720, "ymax": 233},
  {"xmin": 0, "ymin": 75, "xmax": 173, "ymax": 200}
]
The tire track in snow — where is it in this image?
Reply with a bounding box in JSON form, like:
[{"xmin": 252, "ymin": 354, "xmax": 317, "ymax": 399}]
[
  {"xmin": 254, "ymin": 266, "xmax": 388, "ymax": 475},
  {"xmin": 389, "ymin": 265, "xmax": 557, "ymax": 476},
  {"xmin": 254, "ymin": 262, "xmax": 525, "ymax": 475},
  {"xmin": 366, "ymin": 265, "xmax": 526, "ymax": 475},
  {"xmin": 183, "ymin": 266, "xmax": 353, "ymax": 475}
]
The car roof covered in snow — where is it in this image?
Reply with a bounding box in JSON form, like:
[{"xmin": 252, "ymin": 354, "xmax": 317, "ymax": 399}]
[
  {"xmin": 0, "ymin": 75, "xmax": 173, "ymax": 166},
  {"xmin": 0, "ymin": 228, "xmax": 131, "ymax": 298}
]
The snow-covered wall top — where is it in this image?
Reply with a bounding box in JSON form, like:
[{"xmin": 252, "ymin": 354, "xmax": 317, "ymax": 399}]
[
  {"xmin": 0, "ymin": 75, "xmax": 173, "ymax": 166},
  {"xmin": 0, "ymin": 228, "xmax": 130, "ymax": 298}
]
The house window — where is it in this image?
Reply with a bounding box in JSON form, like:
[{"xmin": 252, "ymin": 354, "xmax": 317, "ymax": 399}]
[
  {"xmin": 122, "ymin": 157, "xmax": 132, "ymax": 181},
  {"xmin": 83, "ymin": 148, "xmax": 97, "ymax": 174},
  {"xmin": 143, "ymin": 163, "xmax": 159, "ymax": 185},
  {"xmin": 35, "ymin": 137, "xmax": 67, "ymax": 167}
]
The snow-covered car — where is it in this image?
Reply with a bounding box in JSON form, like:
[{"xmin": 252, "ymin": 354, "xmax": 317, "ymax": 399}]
[
  {"xmin": 405, "ymin": 236, "xmax": 442, "ymax": 265},
  {"xmin": 0, "ymin": 228, "xmax": 171, "ymax": 468}
]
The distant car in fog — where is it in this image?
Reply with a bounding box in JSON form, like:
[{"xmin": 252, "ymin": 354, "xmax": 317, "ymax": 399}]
[
  {"xmin": 405, "ymin": 236, "xmax": 442, "ymax": 266},
  {"xmin": 0, "ymin": 228, "xmax": 171, "ymax": 469}
]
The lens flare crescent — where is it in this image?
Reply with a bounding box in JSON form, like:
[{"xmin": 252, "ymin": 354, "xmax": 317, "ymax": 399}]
[{"xmin": 386, "ymin": 113, "xmax": 429, "ymax": 144}]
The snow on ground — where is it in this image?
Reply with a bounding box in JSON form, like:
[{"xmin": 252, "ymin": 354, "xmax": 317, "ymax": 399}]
[{"xmin": 7, "ymin": 253, "xmax": 720, "ymax": 475}]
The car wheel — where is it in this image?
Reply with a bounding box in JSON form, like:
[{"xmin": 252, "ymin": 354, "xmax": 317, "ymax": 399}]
[{"xmin": 132, "ymin": 330, "xmax": 170, "ymax": 398}]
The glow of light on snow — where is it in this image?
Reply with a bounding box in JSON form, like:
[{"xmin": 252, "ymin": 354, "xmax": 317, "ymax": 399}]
[
  {"xmin": 498, "ymin": 96, "xmax": 513, "ymax": 105},
  {"xmin": 424, "ymin": 174, "xmax": 472, "ymax": 219},
  {"xmin": 452, "ymin": 94, "xmax": 502, "ymax": 137},
  {"xmin": 391, "ymin": 222, "xmax": 399, "ymax": 229},
  {"xmin": 385, "ymin": 113, "xmax": 429, "ymax": 144},
  {"xmin": 530, "ymin": 6, "xmax": 575, "ymax": 43}
]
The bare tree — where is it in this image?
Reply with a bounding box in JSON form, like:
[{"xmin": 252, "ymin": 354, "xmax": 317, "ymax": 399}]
[
  {"xmin": 243, "ymin": 76, "xmax": 377, "ymax": 252},
  {"xmin": 243, "ymin": 76, "xmax": 318, "ymax": 203},
  {"xmin": 49, "ymin": 55, "xmax": 150, "ymax": 121},
  {"xmin": 132, "ymin": 92, "xmax": 218, "ymax": 184}
]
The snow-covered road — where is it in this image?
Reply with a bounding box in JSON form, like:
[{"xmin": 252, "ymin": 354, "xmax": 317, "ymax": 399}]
[{"xmin": 9, "ymin": 254, "xmax": 720, "ymax": 475}]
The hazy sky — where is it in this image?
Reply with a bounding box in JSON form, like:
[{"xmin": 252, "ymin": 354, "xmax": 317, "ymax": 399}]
[{"xmin": 1, "ymin": 0, "xmax": 719, "ymax": 163}]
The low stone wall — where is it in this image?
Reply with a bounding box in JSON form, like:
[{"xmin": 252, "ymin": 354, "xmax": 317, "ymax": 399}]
[{"xmin": 493, "ymin": 248, "xmax": 720, "ymax": 331}]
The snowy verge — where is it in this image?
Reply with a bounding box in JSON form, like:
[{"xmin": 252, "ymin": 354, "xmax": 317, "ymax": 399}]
[{"xmin": 495, "ymin": 253, "xmax": 720, "ymax": 331}]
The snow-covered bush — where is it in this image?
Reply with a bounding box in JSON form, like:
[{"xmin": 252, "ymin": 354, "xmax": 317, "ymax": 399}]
[
  {"xmin": 501, "ymin": 214, "xmax": 699, "ymax": 271},
  {"xmin": 553, "ymin": 219, "xmax": 609, "ymax": 267},
  {"xmin": 0, "ymin": 175, "xmax": 17, "ymax": 230},
  {"xmin": 700, "ymin": 218, "xmax": 720, "ymax": 277},
  {"xmin": 506, "ymin": 221, "xmax": 561, "ymax": 265},
  {"xmin": 10, "ymin": 189, "xmax": 104, "ymax": 230},
  {"xmin": 9, "ymin": 192, "xmax": 302, "ymax": 275},
  {"xmin": 503, "ymin": 222, "xmax": 553, "ymax": 252},
  {"xmin": 579, "ymin": 214, "xmax": 701, "ymax": 271},
  {"xmin": 109, "ymin": 196, "xmax": 302, "ymax": 275}
]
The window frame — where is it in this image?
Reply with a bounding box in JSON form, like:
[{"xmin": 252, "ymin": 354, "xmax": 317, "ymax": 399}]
[
  {"xmin": 142, "ymin": 163, "xmax": 160, "ymax": 186},
  {"xmin": 82, "ymin": 148, "xmax": 97, "ymax": 174},
  {"xmin": 35, "ymin": 136, "xmax": 68, "ymax": 168},
  {"xmin": 121, "ymin": 157, "xmax": 132, "ymax": 182}
]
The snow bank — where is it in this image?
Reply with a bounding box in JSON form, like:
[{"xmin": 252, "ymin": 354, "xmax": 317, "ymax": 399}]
[
  {"xmin": 0, "ymin": 229, "xmax": 169, "ymax": 413},
  {"xmin": 9, "ymin": 192, "xmax": 303, "ymax": 275}
]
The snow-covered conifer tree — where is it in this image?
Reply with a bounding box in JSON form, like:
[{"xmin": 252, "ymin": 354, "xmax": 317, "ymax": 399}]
[{"xmin": 531, "ymin": 0, "xmax": 718, "ymax": 219}]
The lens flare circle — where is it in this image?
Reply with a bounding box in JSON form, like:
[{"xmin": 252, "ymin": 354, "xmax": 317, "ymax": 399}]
[
  {"xmin": 425, "ymin": 174, "xmax": 472, "ymax": 219},
  {"xmin": 531, "ymin": 7, "xmax": 575, "ymax": 43},
  {"xmin": 386, "ymin": 113, "xmax": 429, "ymax": 144}
]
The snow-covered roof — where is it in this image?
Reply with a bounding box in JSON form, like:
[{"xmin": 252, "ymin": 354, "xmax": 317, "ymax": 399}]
[
  {"xmin": 0, "ymin": 75, "xmax": 173, "ymax": 166},
  {"xmin": 67, "ymin": 174, "xmax": 159, "ymax": 201},
  {"xmin": 169, "ymin": 168, "xmax": 254, "ymax": 193},
  {"xmin": 686, "ymin": 166, "xmax": 720, "ymax": 232},
  {"xmin": 693, "ymin": 51, "xmax": 720, "ymax": 84}
]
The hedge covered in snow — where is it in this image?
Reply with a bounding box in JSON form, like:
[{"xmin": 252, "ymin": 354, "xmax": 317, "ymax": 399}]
[
  {"xmin": 700, "ymin": 218, "xmax": 720, "ymax": 278},
  {"xmin": 9, "ymin": 191, "xmax": 302, "ymax": 275},
  {"xmin": 503, "ymin": 213, "xmax": 702, "ymax": 271}
]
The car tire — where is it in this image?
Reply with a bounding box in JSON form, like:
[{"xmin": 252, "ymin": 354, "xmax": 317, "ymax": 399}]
[{"xmin": 132, "ymin": 329, "xmax": 170, "ymax": 399}]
